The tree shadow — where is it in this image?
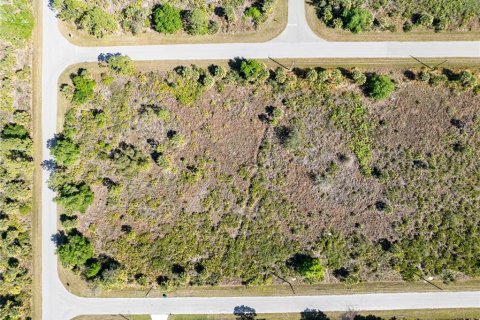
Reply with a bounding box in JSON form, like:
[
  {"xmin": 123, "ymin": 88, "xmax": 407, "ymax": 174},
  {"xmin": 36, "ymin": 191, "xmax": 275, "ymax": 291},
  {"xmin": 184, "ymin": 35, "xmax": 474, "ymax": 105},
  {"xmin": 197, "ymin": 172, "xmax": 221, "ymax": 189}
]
[
  {"xmin": 98, "ymin": 52, "xmax": 121, "ymax": 62},
  {"xmin": 233, "ymin": 305, "xmax": 257, "ymax": 320},
  {"xmin": 301, "ymin": 309, "xmax": 329, "ymax": 320}
]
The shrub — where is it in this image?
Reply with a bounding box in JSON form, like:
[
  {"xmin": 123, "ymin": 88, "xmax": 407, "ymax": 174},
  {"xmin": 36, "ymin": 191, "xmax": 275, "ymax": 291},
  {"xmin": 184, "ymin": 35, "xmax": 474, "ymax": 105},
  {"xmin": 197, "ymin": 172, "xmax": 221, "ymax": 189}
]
[
  {"xmin": 279, "ymin": 118, "xmax": 305, "ymax": 149},
  {"xmin": 51, "ymin": 137, "xmax": 80, "ymax": 166},
  {"xmin": 121, "ymin": 4, "xmax": 146, "ymax": 34},
  {"xmin": 152, "ymin": 4, "xmax": 182, "ymax": 34},
  {"xmin": 367, "ymin": 74, "xmax": 395, "ymax": 100},
  {"xmin": 79, "ymin": 7, "xmax": 117, "ymax": 38},
  {"xmin": 186, "ymin": 8, "xmax": 209, "ymax": 35},
  {"xmin": 57, "ymin": 233, "xmax": 94, "ymax": 268},
  {"xmin": 343, "ymin": 8, "xmax": 373, "ymax": 33},
  {"xmin": 458, "ymin": 70, "xmax": 477, "ymax": 89},
  {"xmin": 244, "ymin": 6, "xmax": 262, "ymax": 24},
  {"xmin": 306, "ymin": 69, "xmax": 318, "ymax": 82},
  {"xmin": 239, "ymin": 59, "xmax": 266, "ymax": 81},
  {"xmin": 351, "ymin": 68, "xmax": 367, "ymax": 85},
  {"xmin": 55, "ymin": 183, "xmax": 94, "ymax": 213},
  {"xmin": 85, "ymin": 259, "xmax": 102, "ymax": 278},
  {"xmin": 72, "ymin": 71, "xmax": 96, "ymax": 104},
  {"xmin": 1, "ymin": 123, "xmax": 29, "ymax": 139},
  {"xmin": 291, "ymin": 254, "xmax": 325, "ymax": 282},
  {"xmin": 416, "ymin": 12, "xmax": 434, "ymax": 27},
  {"xmin": 106, "ymin": 55, "xmax": 135, "ymax": 75},
  {"xmin": 274, "ymin": 67, "xmax": 287, "ymax": 84}
]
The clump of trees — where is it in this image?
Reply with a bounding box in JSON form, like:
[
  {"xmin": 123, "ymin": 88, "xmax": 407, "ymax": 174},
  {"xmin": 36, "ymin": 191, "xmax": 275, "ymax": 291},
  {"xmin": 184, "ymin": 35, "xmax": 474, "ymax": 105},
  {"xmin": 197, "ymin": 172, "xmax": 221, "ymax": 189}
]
[
  {"xmin": 0, "ymin": 3, "xmax": 34, "ymax": 316},
  {"xmin": 312, "ymin": 0, "xmax": 480, "ymax": 34}
]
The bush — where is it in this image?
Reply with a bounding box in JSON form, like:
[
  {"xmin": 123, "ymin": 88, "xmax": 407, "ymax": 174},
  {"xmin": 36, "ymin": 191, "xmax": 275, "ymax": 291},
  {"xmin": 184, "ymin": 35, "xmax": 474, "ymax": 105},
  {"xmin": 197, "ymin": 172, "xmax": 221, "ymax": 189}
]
[
  {"xmin": 84, "ymin": 259, "xmax": 102, "ymax": 278},
  {"xmin": 51, "ymin": 137, "xmax": 80, "ymax": 167},
  {"xmin": 72, "ymin": 71, "xmax": 96, "ymax": 104},
  {"xmin": 343, "ymin": 8, "xmax": 373, "ymax": 33},
  {"xmin": 57, "ymin": 233, "xmax": 94, "ymax": 268},
  {"xmin": 244, "ymin": 6, "xmax": 262, "ymax": 24},
  {"xmin": 106, "ymin": 55, "xmax": 135, "ymax": 75},
  {"xmin": 185, "ymin": 8, "xmax": 210, "ymax": 35},
  {"xmin": 279, "ymin": 118, "xmax": 305, "ymax": 149},
  {"xmin": 121, "ymin": 4, "xmax": 146, "ymax": 34},
  {"xmin": 2, "ymin": 123, "xmax": 29, "ymax": 139},
  {"xmin": 291, "ymin": 254, "xmax": 325, "ymax": 282},
  {"xmin": 351, "ymin": 68, "xmax": 367, "ymax": 85},
  {"xmin": 79, "ymin": 7, "xmax": 117, "ymax": 38},
  {"xmin": 458, "ymin": 70, "xmax": 477, "ymax": 89},
  {"xmin": 55, "ymin": 183, "xmax": 94, "ymax": 213},
  {"xmin": 239, "ymin": 59, "xmax": 266, "ymax": 81},
  {"xmin": 152, "ymin": 4, "xmax": 182, "ymax": 34},
  {"xmin": 367, "ymin": 74, "xmax": 395, "ymax": 100}
]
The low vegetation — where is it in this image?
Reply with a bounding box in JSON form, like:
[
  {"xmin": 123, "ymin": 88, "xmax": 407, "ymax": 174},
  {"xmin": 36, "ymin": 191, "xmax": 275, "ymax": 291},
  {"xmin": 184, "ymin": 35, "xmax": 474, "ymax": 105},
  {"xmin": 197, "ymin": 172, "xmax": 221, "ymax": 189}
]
[
  {"xmin": 0, "ymin": 0, "xmax": 34, "ymax": 318},
  {"xmin": 53, "ymin": 57, "xmax": 480, "ymax": 293},
  {"xmin": 53, "ymin": 0, "xmax": 278, "ymax": 38},
  {"xmin": 311, "ymin": 0, "xmax": 480, "ymax": 34}
]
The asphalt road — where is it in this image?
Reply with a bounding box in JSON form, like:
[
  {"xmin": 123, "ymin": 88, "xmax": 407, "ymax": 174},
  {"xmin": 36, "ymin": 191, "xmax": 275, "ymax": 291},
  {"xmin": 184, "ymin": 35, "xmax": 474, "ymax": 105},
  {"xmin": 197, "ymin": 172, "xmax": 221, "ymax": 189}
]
[{"xmin": 41, "ymin": 0, "xmax": 480, "ymax": 319}]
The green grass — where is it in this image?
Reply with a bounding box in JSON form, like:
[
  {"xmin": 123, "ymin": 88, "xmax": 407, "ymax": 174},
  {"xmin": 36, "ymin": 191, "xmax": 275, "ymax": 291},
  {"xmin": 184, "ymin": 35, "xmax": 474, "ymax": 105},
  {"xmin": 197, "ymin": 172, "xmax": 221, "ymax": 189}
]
[{"xmin": 0, "ymin": 0, "xmax": 34, "ymax": 44}]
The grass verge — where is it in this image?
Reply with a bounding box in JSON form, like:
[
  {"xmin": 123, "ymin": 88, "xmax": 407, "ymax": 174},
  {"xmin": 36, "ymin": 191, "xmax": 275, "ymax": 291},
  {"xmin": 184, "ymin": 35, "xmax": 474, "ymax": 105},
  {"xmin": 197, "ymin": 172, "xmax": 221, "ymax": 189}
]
[
  {"xmin": 304, "ymin": 1, "xmax": 480, "ymax": 42},
  {"xmin": 169, "ymin": 309, "xmax": 480, "ymax": 320},
  {"xmin": 58, "ymin": 0, "xmax": 287, "ymax": 47},
  {"xmin": 32, "ymin": 0, "xmax": 43, "ymax": 317}
]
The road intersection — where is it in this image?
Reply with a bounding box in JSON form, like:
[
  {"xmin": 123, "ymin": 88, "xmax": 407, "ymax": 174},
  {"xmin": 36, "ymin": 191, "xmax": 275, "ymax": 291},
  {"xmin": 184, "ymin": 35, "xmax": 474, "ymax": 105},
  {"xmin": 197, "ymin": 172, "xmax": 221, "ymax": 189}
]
[{"xmin": 41, "ymin": 0, "xmax": 480, "ymax": 319}]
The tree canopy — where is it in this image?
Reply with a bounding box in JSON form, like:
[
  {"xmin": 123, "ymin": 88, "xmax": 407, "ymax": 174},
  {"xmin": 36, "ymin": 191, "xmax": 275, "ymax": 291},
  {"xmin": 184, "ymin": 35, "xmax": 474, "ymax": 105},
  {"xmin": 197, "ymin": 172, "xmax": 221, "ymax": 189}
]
[
  {"xmin": 367, "ymin": 75, "xmax": 395, "ymax": 100},
  {"xmin": 152, "ymin": 4, "xmax": 182, "ymax": 34},
  {"xmin": 57, "ymin": 233, "xmax": 94, "ymax": 268}
]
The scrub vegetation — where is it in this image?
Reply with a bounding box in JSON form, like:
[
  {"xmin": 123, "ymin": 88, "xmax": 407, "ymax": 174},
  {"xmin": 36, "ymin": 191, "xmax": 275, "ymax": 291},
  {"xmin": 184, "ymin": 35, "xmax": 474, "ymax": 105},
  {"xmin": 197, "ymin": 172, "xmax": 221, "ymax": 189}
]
[
  {"xmin": 53, "ymin": 57, "xmax": 480, "ymax": 293},
  {"xmin": 52, "ymin": 0, "xmax": 277, "ymax": 38},
  {"xmin": 310, "ymin": 0, "xmax": 480, "ymax": 34},
  {"xmin": 0, "ymin": 0, "xmax": 34, "ymax": 318}
]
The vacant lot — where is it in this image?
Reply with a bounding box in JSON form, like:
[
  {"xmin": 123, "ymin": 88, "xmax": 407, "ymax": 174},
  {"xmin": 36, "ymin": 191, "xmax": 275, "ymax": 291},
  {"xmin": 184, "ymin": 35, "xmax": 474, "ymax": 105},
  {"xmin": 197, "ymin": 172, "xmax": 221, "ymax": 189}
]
[
  {"xmin": 307, "ymin": 0, "xmax": 480, "ymax": 39},
  {"xmin": 53, "ymin": 0, "xmax": 283, "ymax": 43},
  {"xmin": 51, "ymin": 57, "xmax": 480, "ymax": 294},
  {"xmin": 0, "ymin": 0, "xmax": 35, "ymax": 318}
]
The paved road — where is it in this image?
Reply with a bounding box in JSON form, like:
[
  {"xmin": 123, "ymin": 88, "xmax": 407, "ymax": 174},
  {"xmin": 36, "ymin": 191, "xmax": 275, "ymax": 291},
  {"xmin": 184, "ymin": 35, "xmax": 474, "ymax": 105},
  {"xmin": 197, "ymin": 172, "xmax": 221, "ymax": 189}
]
[{"xmin": 41, "ymin": 0, "xmax": 480, "ymax": 319}]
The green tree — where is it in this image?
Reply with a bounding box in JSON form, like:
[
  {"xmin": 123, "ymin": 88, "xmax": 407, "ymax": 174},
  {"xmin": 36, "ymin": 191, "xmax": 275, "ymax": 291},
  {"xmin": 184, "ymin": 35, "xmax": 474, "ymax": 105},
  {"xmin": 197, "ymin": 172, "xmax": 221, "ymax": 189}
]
[
  {"xmin": 72, "ymin": 71, "xmax": 96, "ymax": 104},
  {"xmin": 51, "ymin": 137, "xmax": 80, "ymax": 166},
  {"xmin": 244, "ymin": 6, "xmax": 262, "ymax": 24},
  {"xmin": 106, "ymin": 55, "xmax": 135, "ymax": 75},
  {"xmin": 55, "ymin": 183, "xmax": 94, "ymax": 213},
  {"xmin": 186, "ymin": 8, "xmax": 209, "ymax": 35},
  {"xmin": 343, "ymin": 8, "xmax": 373, "ymax": 33},
  {"xmin": 367, "ymin": 74, "xmax": 395, "ymax": 100},
  {"xmin": 152, "ymin": 4, "xmax": 182, "ymax": 34},
  {"xmin": 57, "ymin": 233, "xmax": 94, "ymax": 268},
  {"xmin": 239, "ymin": 59, "xmax": 266, "ymax": 81},
  {"xmin": 292, "ymin": 255, "xmax": 325, "ymax": 282},
  {"xmin": 121, "ymin": 3, "xmax": 146, "ymax": 34},
  {"xmin": 85, "ymin": 259, "xmax": 102, "ymax": 278},
  {"xmin": 1, "ymin": 123, "xmax": 29, "ymax": 139},
  {"xmin": 79, "ymin": 7, "xmax": 117, "ymax": 38}
]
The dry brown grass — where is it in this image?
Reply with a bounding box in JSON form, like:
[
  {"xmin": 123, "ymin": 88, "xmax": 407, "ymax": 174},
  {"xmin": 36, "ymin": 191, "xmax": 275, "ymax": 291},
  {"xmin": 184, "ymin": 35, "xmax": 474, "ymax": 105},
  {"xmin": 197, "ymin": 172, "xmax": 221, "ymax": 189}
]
[
  {"xmin": 32, "ymin": 0, "xmax": 44, "ymax": 317},
  {"xmin": 169, "ymin": 309, "xmax": 480, "ymax": 320},
  {"xmin": 304, "ymin": 1, "xmax": 480, "ymax": 42}
]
